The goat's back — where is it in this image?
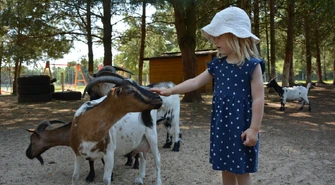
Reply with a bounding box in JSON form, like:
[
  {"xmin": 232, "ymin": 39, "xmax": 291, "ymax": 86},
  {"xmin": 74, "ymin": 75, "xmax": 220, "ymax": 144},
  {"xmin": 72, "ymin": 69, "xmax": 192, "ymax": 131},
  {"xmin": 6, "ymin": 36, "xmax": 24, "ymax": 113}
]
[
  {"xmin": 282, "ymin": 86, "xmax": 309, "ymax": 100},
  {"xmin": 111, "ymin": 110, "xmax": 158, "ymax": 156}
]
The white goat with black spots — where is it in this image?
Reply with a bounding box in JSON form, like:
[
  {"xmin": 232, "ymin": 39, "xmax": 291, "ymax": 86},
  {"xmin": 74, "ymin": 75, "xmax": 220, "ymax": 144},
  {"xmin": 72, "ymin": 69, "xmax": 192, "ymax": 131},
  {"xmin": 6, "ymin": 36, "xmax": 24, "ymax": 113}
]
[{"xmin": 266, "ymin": 77, "xmax": 311, "ymax": 111}]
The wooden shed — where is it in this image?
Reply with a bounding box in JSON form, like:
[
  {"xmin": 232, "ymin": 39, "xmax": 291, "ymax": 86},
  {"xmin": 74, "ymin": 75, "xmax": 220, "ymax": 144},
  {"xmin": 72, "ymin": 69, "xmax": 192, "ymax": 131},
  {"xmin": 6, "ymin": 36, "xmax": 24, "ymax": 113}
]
[{"xmin": 145, "ymin": 50, "xmax": 217, "ymax": 93}]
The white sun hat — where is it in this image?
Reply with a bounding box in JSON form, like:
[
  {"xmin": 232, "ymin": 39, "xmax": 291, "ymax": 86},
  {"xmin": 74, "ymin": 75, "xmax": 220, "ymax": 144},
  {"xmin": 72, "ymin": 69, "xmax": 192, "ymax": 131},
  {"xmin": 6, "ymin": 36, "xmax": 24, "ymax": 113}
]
[{"xmin": 201, "ymin": 6, "xmax": 260, "ymax": 44}]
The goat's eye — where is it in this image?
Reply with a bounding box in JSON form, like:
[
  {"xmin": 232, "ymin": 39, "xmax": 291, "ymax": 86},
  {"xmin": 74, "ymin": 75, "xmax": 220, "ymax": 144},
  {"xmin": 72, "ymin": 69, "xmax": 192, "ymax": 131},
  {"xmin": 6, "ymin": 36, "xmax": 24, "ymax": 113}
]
[{"xmin": 124, "ymin": 87, "xmax": 136, "ymax": 96}]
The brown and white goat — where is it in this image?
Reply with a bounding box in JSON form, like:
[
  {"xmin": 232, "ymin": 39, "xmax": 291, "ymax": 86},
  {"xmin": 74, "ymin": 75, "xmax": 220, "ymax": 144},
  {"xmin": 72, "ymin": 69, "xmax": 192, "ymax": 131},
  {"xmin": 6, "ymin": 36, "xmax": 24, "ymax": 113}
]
[{"xmin": 70, "ymin": 76, "xmax": 162, "ymax": 185}]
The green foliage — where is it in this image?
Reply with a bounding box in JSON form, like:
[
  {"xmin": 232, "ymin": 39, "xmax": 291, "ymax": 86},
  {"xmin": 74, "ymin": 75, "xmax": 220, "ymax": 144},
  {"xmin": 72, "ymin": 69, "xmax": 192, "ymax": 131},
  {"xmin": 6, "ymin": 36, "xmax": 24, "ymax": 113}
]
[
  {"xmin": 1, "ymin": 0, "xmax": 335, "ymax": 85},
  {"xmin": 0, "ymin": 0, "xmax": 73, "ymax": 69}
]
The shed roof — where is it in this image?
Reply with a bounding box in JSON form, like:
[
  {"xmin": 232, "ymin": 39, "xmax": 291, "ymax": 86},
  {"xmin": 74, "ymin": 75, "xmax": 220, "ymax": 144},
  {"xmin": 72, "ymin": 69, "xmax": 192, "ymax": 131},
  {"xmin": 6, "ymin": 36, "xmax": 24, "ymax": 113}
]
[{"xmin": 144, "ymin": 49, "xmax": 217, "ymax": 60}]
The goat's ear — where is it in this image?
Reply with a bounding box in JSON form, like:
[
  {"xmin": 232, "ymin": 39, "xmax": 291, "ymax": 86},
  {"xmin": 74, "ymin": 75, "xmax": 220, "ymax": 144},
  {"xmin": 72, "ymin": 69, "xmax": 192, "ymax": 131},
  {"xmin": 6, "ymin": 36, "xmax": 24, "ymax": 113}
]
[
  {"xmin": 26, "ymin": 129, "xmax": 35, "ymax": 134},
  {"xmin": 111, "ymin": 87, "xmax": 122, "ymax": 98}
]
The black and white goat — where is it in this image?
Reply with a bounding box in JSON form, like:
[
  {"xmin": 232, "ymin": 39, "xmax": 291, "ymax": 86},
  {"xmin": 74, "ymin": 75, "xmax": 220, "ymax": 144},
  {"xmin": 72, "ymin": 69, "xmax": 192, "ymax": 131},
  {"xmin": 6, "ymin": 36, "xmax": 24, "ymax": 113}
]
[
  {"xmin": 266, "ymin": 77, "xmax": 312, "ymax": 111},
  {"xmin": 71, "ymin": 76, "xmax": 162, "ymax": 185}
]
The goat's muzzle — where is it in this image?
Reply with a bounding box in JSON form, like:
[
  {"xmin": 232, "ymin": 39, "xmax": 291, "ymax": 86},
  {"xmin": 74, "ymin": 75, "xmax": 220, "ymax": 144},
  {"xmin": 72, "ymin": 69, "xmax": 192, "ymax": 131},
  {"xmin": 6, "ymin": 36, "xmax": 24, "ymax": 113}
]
[
  {"xmin": 26, "ymin": 145, "xmax": 44, "ymax": 165},
  {"xmin": 152, "ymin": 95, "xmax": 163, "ymax": 109}
]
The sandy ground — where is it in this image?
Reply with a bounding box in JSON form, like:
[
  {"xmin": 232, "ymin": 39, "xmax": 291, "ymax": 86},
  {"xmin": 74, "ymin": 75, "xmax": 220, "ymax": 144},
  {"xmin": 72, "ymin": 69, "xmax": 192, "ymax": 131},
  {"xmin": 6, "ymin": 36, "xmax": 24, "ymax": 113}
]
[{"xmin": 0, "ymin": 85, "xmax": 334, "ymax": 185}]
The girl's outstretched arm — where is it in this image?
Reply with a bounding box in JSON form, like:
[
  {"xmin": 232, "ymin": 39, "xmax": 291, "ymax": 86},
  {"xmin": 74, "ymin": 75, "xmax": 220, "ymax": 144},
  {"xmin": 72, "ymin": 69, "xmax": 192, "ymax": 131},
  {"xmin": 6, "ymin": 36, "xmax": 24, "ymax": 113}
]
[{"xmin": 150, "ymin": 70, "xmax": 213, "ymax": 96}]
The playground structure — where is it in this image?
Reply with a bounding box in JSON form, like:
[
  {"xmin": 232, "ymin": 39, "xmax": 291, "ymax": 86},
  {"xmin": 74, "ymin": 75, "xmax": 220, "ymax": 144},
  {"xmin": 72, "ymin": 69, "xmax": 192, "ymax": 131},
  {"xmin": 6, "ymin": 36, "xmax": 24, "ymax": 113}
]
[{"xmin": 43, "ymin": 61, "xmax": 87, "ymax": 91}]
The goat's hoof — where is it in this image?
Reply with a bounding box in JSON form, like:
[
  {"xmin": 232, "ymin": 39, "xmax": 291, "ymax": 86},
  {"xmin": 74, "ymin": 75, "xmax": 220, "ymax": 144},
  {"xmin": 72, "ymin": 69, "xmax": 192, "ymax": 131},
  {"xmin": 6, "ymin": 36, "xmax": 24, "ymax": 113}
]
[
  {"xmin": 133, "ymin": 163, "xmax": 139, "ymax": 169},
  {"xmin": 125, "ymin": 161, "xmax": 132, "ymax": 166},
  {"xmin": 135, "ymin": 177, "xmax": 144, "ymax": 185},
  {"xmin": 85, "ymin": 175, "xmax": 95, "ymax": 183},
  {"xmin": 85, "ymin": 177, "xmax": 94, "ymax": 183},
  {"xmin": 103, "ymin": 179, "xmax": 111, "ymax": 185},
  {"xmin": 172, "ymin": 141, "xmax": 180, "ymax": 152},
  {"xmin": 163, "ymin": 142, "xmax": 172, "ymax": 148}
]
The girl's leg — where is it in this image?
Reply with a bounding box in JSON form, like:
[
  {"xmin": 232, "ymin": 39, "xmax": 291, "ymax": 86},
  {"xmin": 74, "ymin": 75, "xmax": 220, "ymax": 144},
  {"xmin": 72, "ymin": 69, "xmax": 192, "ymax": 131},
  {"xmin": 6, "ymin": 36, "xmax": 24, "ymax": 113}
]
[
  {"xmin": 222, "ymin": 171, "xmax": 237, "ymax": 185},
  {"xmin": 236, "ymin": 173, "xmax": 253, "ymax": 185}
]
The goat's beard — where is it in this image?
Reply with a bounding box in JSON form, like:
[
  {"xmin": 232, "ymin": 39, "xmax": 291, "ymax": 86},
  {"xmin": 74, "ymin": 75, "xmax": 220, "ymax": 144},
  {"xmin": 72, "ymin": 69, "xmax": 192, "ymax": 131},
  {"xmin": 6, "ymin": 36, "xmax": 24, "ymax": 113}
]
[{"xmin": 36, "ymin": 155, "xmax": 44, "ymax": 165}]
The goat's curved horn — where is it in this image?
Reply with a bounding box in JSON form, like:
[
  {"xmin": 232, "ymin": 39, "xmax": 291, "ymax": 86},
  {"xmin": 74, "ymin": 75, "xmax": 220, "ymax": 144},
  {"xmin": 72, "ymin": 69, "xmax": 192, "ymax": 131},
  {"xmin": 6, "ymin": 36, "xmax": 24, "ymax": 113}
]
[
  {"xmin": 95, "ymin": 66, "xmax": 117, "ymax": 76},
  {"xmin": 95, "ymin": 71, "xmax": 124, "ymax": 77},
  {"xmin": 82, "ymin": 75, "xmax": 125, "ymax": 98},
  {"xmin": 112, "ymin": 66, "xmax": 134, "ymax": 75},
  {"xmin": 49, "ymin": 120, "xmax": 66, "ymax": 124},
  {"xmin": 36, "ymin": 120, "xmax": 51, "ymax": 132}
]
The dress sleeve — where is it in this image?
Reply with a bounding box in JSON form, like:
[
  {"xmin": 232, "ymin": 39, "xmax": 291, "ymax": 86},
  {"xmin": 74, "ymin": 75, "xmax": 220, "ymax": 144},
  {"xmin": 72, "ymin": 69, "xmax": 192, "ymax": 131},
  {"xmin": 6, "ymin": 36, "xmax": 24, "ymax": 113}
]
[
  {"xmin": 249, "ymin": 58, "xmax": 265, "ymax": 79},
  {"xmin": 207, "ymin": 58, "xmax": 217, "ymax": 76}
]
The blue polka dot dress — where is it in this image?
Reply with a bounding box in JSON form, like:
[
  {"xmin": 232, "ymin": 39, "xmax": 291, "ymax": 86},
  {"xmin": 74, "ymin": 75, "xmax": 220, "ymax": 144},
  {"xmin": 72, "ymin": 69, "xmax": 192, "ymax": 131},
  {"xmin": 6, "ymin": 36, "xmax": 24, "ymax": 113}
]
[{"xmin": 207, "ymin": 56, "xmax": 265, "ymax": 174}]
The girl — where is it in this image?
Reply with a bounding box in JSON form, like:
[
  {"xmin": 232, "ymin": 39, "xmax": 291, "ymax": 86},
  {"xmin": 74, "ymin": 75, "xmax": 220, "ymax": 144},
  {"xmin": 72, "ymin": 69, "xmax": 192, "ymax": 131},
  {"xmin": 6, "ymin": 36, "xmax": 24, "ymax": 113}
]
[{"xmin": 151, "ymin": 6, "xmax": 265, "ymax": 185}]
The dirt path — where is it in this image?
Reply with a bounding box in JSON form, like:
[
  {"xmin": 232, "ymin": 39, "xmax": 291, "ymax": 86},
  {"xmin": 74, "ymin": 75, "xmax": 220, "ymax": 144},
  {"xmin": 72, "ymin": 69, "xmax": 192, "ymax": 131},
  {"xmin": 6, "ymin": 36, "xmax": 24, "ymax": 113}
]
[{"xmin": 0, "ymin": 85, "xmax": 334, "ymax": 185}]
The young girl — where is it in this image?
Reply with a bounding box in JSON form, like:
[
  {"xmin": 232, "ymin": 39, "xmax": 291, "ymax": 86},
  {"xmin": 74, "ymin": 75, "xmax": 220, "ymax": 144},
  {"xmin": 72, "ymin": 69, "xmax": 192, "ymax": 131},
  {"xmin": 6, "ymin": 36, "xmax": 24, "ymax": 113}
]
[{"xmin": 151, "ymin": 7, "xmax": 265, "ymax": 185}]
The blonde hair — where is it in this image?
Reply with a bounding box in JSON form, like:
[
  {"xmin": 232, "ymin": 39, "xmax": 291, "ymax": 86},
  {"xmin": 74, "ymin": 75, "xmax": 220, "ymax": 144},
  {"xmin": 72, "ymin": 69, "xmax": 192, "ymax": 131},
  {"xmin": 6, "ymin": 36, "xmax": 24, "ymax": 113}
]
[{"xmin": 217, "ymin": 33, "xmax": 260, "ymax": 66}]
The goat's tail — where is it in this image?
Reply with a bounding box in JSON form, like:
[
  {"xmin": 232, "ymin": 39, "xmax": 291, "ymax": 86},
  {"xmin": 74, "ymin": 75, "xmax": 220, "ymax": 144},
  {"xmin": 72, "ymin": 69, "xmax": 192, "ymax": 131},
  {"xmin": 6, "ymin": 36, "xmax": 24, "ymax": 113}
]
[{"xmin": 306, "ymin": 82, "xmax": 312, "ymax": 91}]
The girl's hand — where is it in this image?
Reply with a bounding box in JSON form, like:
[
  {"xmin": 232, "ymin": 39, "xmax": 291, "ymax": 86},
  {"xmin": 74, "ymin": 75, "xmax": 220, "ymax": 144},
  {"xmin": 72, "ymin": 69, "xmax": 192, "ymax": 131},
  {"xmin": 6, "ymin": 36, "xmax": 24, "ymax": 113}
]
[
  {"xmin": 241, "ymin": 128, "xmax": 258, "ymax": 147},
  {"xmin": 150, "ymin": 88, "xmax": 172, "ymax": 96}
]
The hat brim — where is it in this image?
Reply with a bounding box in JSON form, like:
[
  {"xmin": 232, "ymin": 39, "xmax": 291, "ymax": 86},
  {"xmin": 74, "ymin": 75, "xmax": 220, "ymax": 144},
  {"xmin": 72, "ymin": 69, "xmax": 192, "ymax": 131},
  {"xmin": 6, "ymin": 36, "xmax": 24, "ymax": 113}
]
[{"xmin": 201, "ymin": 24, "xmax": 260, "ymax": 44}]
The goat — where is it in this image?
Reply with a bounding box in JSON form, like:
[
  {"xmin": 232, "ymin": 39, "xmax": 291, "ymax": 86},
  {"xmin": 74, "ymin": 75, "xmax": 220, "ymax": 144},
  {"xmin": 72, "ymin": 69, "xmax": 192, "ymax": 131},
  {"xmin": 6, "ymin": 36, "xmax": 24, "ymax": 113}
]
[
  {"xmin": 26, "ymin": 120, "xmax": 68, "ymax": 165},
  {"xmin": 147, "ymin": 82, "xmax": 181, "ymax": 150},
  {"xmin": 123, "ymin": 82, "xmax": 183, "ymax": 169},
  {"xmin": 71, "ymin": 75, "xmax": 162, "ymax": 185},
  {"xmin": 26, "ymin": 110, "xmax": 162, "ymax": 184},
  {"xmin": 26, "ymin": 120, "xmax": 104, "ymax": 182},
  {"xmin": 266, "ymin": 77, "xmax": 311, "ymax": 111}
]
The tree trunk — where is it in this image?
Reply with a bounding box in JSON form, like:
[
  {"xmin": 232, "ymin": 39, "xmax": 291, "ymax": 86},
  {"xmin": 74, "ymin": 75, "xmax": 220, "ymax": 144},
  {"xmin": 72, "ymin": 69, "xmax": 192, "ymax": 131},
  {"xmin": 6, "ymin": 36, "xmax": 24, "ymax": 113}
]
[
  {"xmin": 333, "ymin": 59, "xmax": 335, "ymax": 85},
  {"xmin": 13, "ymin": 58, "xmax": 19, "ymax": 95},
  {"xmin": 253, "ymin": 0, "xmax": 260, "ymax": 54},
  {"xmin": 264, "ymin": 1, "xmax": 270, "ymax": 81},
  {"xmin": 86, "ymin": 0, "xmax": 94, "ymax": 75},
  {"xmin": 0, "ymin": 42, "xmax": 3, "ymax": 94},
  {"xmin": 138, "ymin": 1, "xmax": 146, "ymax": 85},
  {"xmin": 269, "ymin": 0, "xmax": 276, "ymax": 80},
  {"xmin": 289, "ymin": 60, "xmax": 294, "ymax": 85},
  {"xmin": 304, "ymin": 12, "xmax": 312, "ymax": 84},
  {"xmin": 103, "ymin": 0, "xmax": 112, "ymax": 66},
  {"xmin": 170, "ymin": 0, "xmax": 202, "ymax": 102},
  {"xmin": 315, "ymin": 28, "xmax": 323, "ymax": 84},
  {"xmin": 282, "ymin": 0, "xmax": 294, "ymax": 87}
]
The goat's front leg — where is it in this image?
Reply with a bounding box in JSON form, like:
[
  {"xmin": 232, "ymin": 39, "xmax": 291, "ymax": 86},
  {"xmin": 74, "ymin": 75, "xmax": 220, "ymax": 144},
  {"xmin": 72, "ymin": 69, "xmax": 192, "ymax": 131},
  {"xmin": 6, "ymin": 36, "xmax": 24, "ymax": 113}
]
[
  {"xmin": 72, "ymin": 155, "xmax": 84, "ymax": 185},
  {"xmin": 135, "ymin": 152, "xmax": 146, "ymax": 185},
  {"xmin": 299, "ymin": 99, "xmax": 305, "ymax": 111},
  {"xmin": 280, "ymin": 97, "xmax": 285, "ymax": 111},
  {"xmin": 103, "ymin": 151, "xmax": 114, "ymax": 185},
  {"xmin": 146, "ymin": 130, "xmax": 162, "ymax": 185},
  {"xmin": 280, "ymin": 103, "xmax": 285, "ymax": 111}
]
